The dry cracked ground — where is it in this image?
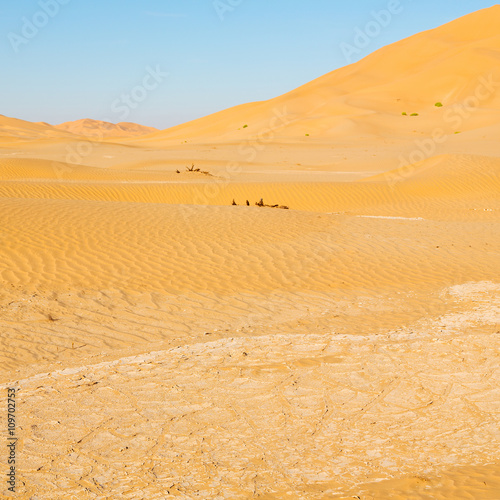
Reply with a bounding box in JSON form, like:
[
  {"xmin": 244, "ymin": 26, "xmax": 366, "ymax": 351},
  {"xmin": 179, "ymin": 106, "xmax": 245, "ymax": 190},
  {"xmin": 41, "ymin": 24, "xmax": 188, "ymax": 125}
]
[{"xmin": 0, "ymin": 282, "xmax": 499, "ymax": 499}]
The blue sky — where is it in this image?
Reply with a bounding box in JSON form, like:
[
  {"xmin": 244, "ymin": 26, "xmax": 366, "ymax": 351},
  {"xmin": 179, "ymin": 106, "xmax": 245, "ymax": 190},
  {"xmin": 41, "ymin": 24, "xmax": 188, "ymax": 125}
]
[{"xmin": 0, "ymin": 0, "xmax": 496, "ymax": 129}]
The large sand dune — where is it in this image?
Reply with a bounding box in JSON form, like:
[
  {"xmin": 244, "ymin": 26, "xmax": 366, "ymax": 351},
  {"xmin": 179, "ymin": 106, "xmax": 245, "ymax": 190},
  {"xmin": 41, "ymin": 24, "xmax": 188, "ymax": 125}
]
[
  {"xmin": 0, "ymin": 6, "xmax": 499, "ymax": 499},
  {"xmin": 123, "ymin": 5, "xmax": 500, "ymax": 146}
]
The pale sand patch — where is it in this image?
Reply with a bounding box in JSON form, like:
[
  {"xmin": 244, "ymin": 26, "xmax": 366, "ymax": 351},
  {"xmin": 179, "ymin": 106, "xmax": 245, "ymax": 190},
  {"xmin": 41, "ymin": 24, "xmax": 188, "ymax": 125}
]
[{"xmin": 1, "ymin": 283, "xmax": 499, "ymax": 499}]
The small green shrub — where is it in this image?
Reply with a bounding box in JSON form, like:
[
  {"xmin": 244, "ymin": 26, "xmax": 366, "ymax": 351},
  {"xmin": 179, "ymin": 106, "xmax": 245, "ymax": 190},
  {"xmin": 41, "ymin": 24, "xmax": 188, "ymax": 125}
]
[
  {"xmin": 402, "ymin": 112, "xmax": 407, "ymax": 116},
  {"xmin": 455, "ymin": 131, "xmax": 461, "ymax": 134},
  {"xmin": 435, "ymin": 102, "xmax": 443, "ymax": 107},
  {"xmin": 305, "ymin": 133, "xmax": 310, "ymax": 136},
  {"xmin": 243, "ymin": 124, "xmax": 248, "ymax": 128},
  {"xmin": 410, "ymin": 113, "xmax": 419, "ymax": 116}
]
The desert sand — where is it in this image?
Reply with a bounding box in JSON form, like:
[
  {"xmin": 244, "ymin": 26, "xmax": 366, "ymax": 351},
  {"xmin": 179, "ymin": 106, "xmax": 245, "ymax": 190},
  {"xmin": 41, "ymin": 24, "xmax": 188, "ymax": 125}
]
[{"xmin": 0, "ymin": 6, "xmax": 499, "ymax": 499}]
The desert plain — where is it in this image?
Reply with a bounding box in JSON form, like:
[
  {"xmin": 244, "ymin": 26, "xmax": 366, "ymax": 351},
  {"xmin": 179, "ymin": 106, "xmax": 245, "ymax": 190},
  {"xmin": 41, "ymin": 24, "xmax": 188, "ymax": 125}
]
[{"xmin": 1, "ymin": 5, "xmax": 500, "ymax": 499}]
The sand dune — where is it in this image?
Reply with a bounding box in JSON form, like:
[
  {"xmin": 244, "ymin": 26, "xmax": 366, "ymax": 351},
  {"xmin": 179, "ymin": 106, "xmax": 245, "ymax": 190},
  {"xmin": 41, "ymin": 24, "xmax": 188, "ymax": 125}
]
[
  {"xmin": 1, "ymin": 6, "xmax": 499, "ymax": 499},
  {"xmin": 0, "ymin": 115, "xmax": 75, "ymax": 142},
  {"xmin": 124, "ymin": 5, "xmax": 500, "ymax": 145},
  {"xmin": 55, "ymin": 118, "xmax": 158, "ymax": 138}
]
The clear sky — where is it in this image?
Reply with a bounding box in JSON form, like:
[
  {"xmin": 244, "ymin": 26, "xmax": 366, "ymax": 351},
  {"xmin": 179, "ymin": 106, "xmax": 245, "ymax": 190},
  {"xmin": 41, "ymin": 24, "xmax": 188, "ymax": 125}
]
[{"xmin": 0, "ymin": 0, "xmax": 496, "ymax": 129}]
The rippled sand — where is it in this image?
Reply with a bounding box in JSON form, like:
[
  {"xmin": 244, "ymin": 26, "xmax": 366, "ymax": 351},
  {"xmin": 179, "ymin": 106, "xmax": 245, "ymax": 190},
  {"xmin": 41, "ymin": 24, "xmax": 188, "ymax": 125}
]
[{"xmin": 1, "ymin": 6, "xmax": 500, "ymax": 498}]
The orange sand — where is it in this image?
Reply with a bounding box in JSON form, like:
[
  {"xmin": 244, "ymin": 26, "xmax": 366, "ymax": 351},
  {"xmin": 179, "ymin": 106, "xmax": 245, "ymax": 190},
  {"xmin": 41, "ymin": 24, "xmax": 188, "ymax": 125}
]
[{"xmin": 0, "ymin": 6, "xmax": 499, "ymax": 499}]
